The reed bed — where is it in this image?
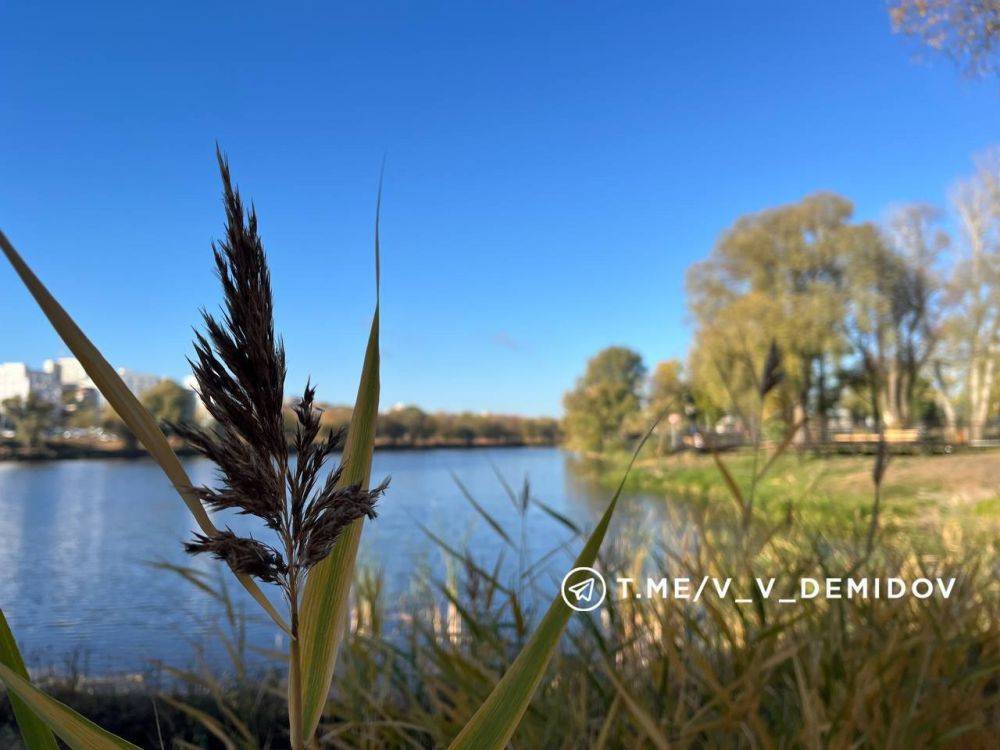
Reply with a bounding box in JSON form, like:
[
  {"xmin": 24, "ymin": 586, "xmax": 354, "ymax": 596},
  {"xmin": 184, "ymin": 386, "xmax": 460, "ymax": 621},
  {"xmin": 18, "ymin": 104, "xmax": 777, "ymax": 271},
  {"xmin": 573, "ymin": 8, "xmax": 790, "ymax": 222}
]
[
  {"xmin": 325, "ymin": 495, "xmax": 999, "ymax": 748},
  {"xmin": 68, "ymin": 477, "xmax": 995, "ymax": 748}
]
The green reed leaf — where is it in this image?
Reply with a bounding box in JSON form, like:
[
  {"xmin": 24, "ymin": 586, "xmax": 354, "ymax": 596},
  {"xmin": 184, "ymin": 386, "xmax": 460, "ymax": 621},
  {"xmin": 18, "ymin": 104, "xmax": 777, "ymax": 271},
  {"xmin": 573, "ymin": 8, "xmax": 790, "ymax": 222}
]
[
  {"xmin": 0, "ymin": 663, "xmax": 139, "ymax": 750},
  {"xmin": 0, "ymin": 230, "xmax": 290, "ymax": 636},
  {"xmin": 298, "ymin": 187, "xmax": 382, "ymax": 743},
  {"xmin": 0, "ymin": 607, "xmax": 59, "ymax": 750},
  {"xmin": 446, "ymin": 418, "xmax": 662, "ymax": 750}
]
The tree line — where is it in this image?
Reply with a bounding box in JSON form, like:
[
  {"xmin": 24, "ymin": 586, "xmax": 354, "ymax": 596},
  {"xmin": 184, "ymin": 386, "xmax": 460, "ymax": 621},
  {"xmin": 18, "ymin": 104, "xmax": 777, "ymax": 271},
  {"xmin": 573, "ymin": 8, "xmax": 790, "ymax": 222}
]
[
  {"xmin": 287, "ymin": 403, "xmax": 559, "ymax": 447},
  {"xmin": 1, "ymin": 384, "xmax": 559, "ymax": 452},
  {"xmin": 564, "ymin": 149, "xmax": 1000, "ymax": 453}
]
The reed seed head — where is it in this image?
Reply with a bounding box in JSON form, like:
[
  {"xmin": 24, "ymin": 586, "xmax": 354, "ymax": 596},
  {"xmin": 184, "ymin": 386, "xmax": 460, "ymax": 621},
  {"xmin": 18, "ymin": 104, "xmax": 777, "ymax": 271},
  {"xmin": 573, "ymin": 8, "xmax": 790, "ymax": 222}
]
[{"xmin": 174, "ymin": 149, "xmax": 388, "ymax": 595}]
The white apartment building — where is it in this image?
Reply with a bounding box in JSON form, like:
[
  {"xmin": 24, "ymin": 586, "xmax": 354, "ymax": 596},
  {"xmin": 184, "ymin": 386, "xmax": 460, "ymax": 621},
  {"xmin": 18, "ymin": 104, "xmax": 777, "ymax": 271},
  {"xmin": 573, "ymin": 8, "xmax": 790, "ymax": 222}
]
[
  {"xmin": 44, "ymin": 356, "xmax": 91, "ymax": 387},
  {"xmin": 1, "ymin": 356, "xmax": 165, "ymax": 413},
  {"xmin": 116, "ymin": 367, "xmax": 162, "ymax": 397},
  {"xmin": 0, "ymin": 362, "xmax": 62, "ymax": 406},
  {"xmin": 43, "ymin": 356, "xmax": 100, "ymax": 406},
  {"xmin": 182, "ymin": 373, "xmax": 212, "ymax": 424}
]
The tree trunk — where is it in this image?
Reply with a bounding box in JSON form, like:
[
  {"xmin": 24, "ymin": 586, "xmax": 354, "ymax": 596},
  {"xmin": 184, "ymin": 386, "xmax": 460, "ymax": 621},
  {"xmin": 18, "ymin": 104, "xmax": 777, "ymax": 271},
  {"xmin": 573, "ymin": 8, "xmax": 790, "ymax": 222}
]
[
  {"xmin": 932, "ymin": 361, "xmax": 958, "ymax": 441},
  {"xmin": 969, "ymin": 356, "xmax": 995, "ymax": 443},
  {"xmin": 885, "ymin": 361, "xmax": 901, "ymax": 428},
  {"xmin": 796, "ymin": 357, "xmax": 813, "ymax": 448}
]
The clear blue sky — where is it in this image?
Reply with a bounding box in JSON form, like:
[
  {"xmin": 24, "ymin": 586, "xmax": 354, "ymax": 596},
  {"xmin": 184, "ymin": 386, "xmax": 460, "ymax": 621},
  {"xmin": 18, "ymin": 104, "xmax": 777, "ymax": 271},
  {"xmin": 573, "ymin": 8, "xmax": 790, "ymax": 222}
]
[{"xmin": 1, "ymin": 2, "xmax": 996, "ymax": 416}]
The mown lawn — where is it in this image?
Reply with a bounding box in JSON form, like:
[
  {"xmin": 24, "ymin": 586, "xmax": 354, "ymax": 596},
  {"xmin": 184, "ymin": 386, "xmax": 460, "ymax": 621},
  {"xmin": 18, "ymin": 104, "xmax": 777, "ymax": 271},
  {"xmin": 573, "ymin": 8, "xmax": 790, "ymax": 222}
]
[{"xmin": 595, "ymin": 446, "xmax": 1000, "ymax": 536}]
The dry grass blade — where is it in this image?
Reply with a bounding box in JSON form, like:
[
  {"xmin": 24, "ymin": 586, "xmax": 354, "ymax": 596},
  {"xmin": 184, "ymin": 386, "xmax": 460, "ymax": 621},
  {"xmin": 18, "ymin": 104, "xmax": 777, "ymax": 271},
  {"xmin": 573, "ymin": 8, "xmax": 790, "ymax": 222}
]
[
  {"xmin": 298, "ymin": 182, "xmax": 383, "ymax": 743},
  {"xmin": 0, "ymin": 231, "xmax": 207, "ymax": 526},
  {"xmin": 446, "ymin": 417, "xmax": 663, "ymax": 750},
  {"xmin": 0, "ymin": 664, "xmax": 140, "ymax": 749},
  {"xmin": 0, "ymin": 230, "xmax": 289, "ymax": 636},
  {"xmin": 602, "ymin": 663, "xmax": 672, "ymax": 750},
  {"xmin": 592, "ymin": 695, "xmax": 621, "ymax": 750},
  {"xmin": 530, "ymin": 497, "xmax": 582, "ymax": 535},
  {"xmin": 709, "ymin": 446, "xmax": 744, "ymax": 509},
  {"xmin": 1, "ymin": 607, "xmax": 59, "ymax": 750},
  {"xmin": 157, "ymin": 696, "xmax": 240, "ymax": 750},
  {"xmin": 452, "ymin": 473, "xmax": 515, "ymax": 546},
  {"xmin": 418, "ymin": 523, "xmax": 514, "ymax": 595},
  {"xmin": 756, "ymin": 419, "xmax": 803, "ymax": 482}
]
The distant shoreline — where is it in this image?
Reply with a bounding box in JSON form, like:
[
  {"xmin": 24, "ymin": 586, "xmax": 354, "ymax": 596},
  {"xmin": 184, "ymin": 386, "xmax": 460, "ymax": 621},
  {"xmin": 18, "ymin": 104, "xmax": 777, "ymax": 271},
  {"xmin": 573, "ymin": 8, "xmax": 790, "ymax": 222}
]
[{"xmin": 0, "ymin": 439, "xmax": 560, "ymax": 463}]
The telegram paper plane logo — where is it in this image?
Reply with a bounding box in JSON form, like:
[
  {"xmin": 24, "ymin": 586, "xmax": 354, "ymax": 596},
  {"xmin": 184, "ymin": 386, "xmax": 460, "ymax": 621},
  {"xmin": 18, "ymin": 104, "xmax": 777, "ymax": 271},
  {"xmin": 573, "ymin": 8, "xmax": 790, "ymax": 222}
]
[
  {"xmin": 568, "ymin": 578, "xmax": 595, "ymax": 602},
  {"xmin": 560, "ymin": 566, "xmax": 607, "ymax": 612}
]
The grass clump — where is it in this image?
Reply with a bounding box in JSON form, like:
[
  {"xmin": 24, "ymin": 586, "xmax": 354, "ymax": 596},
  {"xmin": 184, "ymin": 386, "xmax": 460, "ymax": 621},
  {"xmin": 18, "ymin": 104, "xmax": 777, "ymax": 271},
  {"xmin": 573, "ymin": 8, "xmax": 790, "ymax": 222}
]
[{"xmin": 594, "ymin": 448, "xmax": 1000, "ymax": 538}]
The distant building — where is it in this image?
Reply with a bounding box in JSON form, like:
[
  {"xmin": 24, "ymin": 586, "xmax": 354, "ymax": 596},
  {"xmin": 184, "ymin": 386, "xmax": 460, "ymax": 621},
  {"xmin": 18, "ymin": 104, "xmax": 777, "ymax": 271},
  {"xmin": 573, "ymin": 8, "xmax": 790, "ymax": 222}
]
[
  {"xmin": 115, "ymin": 367, "xmax": 162, "ymax": 398},
  {"xmin": 182, "ymin": 373, "xmax": 212, "ymax": 424},
  {"xmin": 44, "ymin": 357, "xmax": 101, "ymax": 407},
  {"xmin": 2, "ymin": 357, "xmax": 165, "ymax": 414},
  {"xmin": 44, "ymin": 357, "xmax": 90, "ymax": 387},
  {"xmin": 36, "ymin": 358, "xmax": 163, "ymax": 408},
  {"xmin": 0, "ymin": 362, "xmax": 62, "ymax": 407}
]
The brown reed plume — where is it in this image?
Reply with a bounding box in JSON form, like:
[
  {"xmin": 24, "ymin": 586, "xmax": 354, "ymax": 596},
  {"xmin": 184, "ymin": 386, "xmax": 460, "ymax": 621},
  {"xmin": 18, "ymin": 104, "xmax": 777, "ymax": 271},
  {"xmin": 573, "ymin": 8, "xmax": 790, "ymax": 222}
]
[{"xmin": 174, "ymin": 149, "xmax": 388, "ymax": 605}]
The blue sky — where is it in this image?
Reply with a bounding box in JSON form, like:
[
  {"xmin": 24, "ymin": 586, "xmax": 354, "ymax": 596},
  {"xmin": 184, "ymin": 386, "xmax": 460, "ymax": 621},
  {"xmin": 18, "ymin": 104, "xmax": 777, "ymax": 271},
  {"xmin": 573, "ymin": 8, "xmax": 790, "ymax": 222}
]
[{"xmin": 1, "ymin": 2, "xmax": 997, "ymax": 416}]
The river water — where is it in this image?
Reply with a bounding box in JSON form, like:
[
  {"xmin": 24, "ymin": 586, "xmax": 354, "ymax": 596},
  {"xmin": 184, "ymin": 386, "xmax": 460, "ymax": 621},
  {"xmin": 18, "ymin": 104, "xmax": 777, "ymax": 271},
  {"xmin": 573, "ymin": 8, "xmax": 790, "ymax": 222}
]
[{"xmin": 0, "ymin": 447, "xmax": 672, "ymax": 675}]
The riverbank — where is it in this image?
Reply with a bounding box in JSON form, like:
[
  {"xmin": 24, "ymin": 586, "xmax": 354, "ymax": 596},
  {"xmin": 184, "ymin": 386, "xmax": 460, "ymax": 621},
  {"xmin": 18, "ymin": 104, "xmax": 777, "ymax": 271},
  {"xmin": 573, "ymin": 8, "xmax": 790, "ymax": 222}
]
[
  {"xmin": 4, "ymin": 456, "xmax": 997, "ymax": 747},
  {"xmin": 592, "ymin": 447, "xmax": 1000, "ymax": 534},
  {"xmin": 0, "ymin": 438, "xmax": 559, "ymax": 462},
  {"xmin": 4, "ymin": 446, "xmax": 997, "ymax": 746}
]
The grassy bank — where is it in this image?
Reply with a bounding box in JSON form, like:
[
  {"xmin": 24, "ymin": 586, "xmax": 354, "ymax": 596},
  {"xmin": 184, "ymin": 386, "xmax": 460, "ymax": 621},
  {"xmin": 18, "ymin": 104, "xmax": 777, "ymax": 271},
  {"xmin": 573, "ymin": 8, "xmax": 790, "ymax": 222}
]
[{"xmin": 590, "ymin": 447, "xmax": 1000, "ymax": 536}]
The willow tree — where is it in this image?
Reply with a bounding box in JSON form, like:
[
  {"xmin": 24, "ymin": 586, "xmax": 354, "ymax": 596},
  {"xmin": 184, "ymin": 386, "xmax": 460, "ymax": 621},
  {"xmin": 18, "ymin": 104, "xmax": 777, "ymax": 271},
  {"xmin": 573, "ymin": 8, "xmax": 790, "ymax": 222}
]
[
  {"xmin": 687, "ymin": 193, "xmax": 852, "ymax": 445},
  {"xmin": 841, "ymin": 209, "xmax": 945, "ymax": 429},
  {"xmin": 688, "ymin": 292, "xmax": 795, "ymax": 435}
]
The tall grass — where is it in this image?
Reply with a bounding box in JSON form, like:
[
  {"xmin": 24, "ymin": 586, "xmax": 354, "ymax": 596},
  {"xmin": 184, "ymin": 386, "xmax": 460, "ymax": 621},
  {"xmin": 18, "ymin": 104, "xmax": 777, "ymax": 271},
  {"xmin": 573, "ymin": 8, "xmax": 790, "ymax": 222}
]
[
  {"xmin": 322, "ymin": 467, "xmax": 999, "ymax": 747},
  {"xmin": 106, "ymin": 474, "xmax": 997, "ymax": 748}
]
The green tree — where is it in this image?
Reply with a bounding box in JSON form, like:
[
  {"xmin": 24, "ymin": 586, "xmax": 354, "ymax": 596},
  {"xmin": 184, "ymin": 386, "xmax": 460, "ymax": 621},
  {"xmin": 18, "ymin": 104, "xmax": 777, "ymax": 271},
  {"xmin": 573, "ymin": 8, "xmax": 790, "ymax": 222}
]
[
  {"xmin": 563, "ymin": 346, "xmax": 646, "ymax": 453},
  {"xmin": 377, "ymin": 410, "xmax": 408, "ymax": 443},
  {"xmin": 64, "ymin": 401, "xmax": 102, "ymax": 429},
  {"xmin": 934, "ymin": 149, "xmax": 1000, "ymax": 441},
  {"xmin": 1, "ymin": 395, "xmax": 56, "ymax": 448},
  {"xmin": 687, "ymin": 193, "xmax": 853, "ymax": 444},
  {"xmin": 100, "ymin": 405, "xmax": 139, "ymax": 449},
  {"xmin": 522, "ymin": 416, "xmax": 560, "ymax": 444},
  {"xmin": 841, "ymin": 208, "xmax": 945, "ymax": 429},
  {"xmin": 647, "ymin": 359, "xmax": 690, "ymax": 453},
  {"xmin": 395, "ymin": 406, "xmax": 434, "ymax": 442},
  {"xmin": 140, "ymin": 379, "xmax": 193, "ymax": 432},
  {"xmin": 441, "ymin": 412, "xmax": 478, "ymax": 445},
  {"xmin": 648, "ymin": 359, "xmax": 687, "ymax": 416}
]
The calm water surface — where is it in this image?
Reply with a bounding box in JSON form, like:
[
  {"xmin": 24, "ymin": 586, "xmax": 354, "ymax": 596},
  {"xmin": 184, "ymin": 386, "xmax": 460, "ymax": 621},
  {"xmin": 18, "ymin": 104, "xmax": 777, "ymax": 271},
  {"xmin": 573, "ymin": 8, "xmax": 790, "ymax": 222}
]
[{"xmin": 0, "ymin": 447, "xmax": 672, "ymax": 675}]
